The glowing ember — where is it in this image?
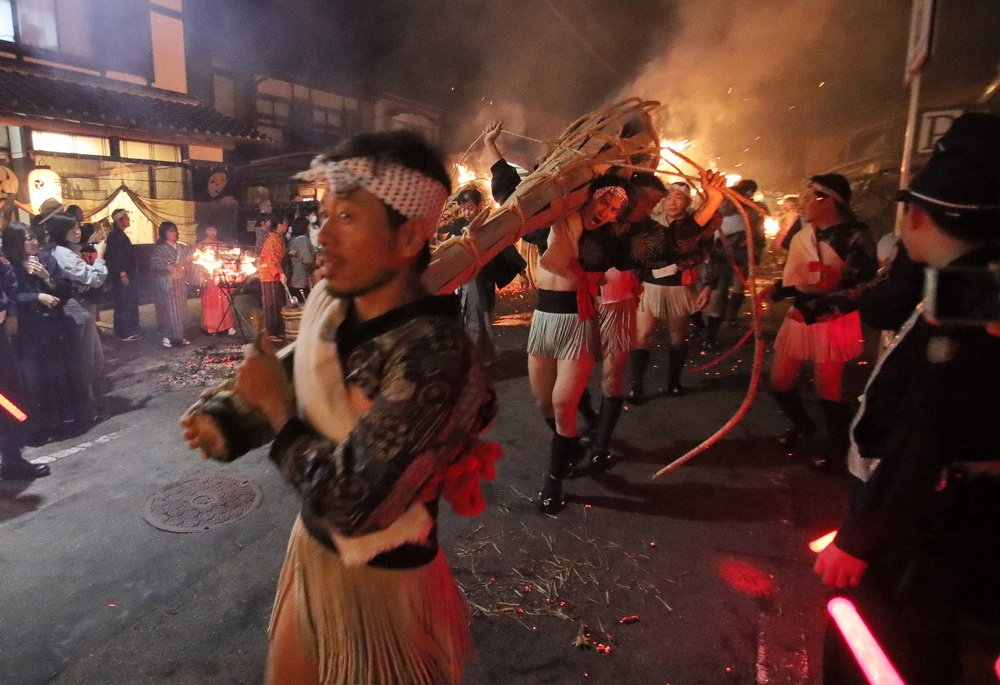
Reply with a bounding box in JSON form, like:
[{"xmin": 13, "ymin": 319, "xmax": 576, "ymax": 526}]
[
  {"xmin": 809, "ymin": 531, "xmax": 837, "ymax": 554},
  {"xmin": 827, "ymin": 598, "xmax": 905, "ymax": 685},
  {"xmin": 618, "ymin": 615, "xmax": 640, "ymax": 625}
]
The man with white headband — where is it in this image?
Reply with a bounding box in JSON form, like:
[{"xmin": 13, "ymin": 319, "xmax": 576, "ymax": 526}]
[
  {"xmin": 182, "ymin": 131, "xmax": 498, "ymax": 684},
  {"xmin": 528, "ymin": 173, "xmax": 631, "ymax": 514},
  {"xmin": 626, "ymin": 181, "xmax": 716, "ymax": 404},
  {"xmin": 768, "ymin": 173, "xmax": 876, "ymax": 472}
]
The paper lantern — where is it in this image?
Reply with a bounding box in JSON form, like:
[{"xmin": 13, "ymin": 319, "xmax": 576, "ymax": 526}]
[{"xmin": 27, "ymin": 167, "xmax": 63, "ymax": 213}]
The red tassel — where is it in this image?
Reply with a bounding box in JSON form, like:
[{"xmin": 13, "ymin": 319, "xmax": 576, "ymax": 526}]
[
  {"xmin": 420, "ymin": 440, "xmax": 505, "ymax": 516},
  {"xmin": 567, "ymin": 260, "xmax": 599, "ymax": 321}
]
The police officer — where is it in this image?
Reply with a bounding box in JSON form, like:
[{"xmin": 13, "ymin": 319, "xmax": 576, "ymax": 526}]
[{"xmin": 815, "ymin": 113, "xmax": 1000, "ymax": 684}]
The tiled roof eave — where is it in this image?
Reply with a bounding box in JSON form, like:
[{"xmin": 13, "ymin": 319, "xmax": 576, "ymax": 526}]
[{"xmin": 0, "ymin": 67, "xmax": 265, "ymax": 146}]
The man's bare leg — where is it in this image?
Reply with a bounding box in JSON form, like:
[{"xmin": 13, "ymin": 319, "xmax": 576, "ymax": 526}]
[{"xmin": 266, "ymin": 589, "xmax": 320, "ymax": 685}]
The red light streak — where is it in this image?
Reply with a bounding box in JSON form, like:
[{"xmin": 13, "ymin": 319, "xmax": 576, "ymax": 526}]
[
  {"xmin": 0, "ymin": 391, "xmax": 28, "ymax": 422},
  {"xmin": 717, "ymin": 558, "xmax": 775, "ymax": 598},
  {"xmin": 827, "ymin": 598, "xmax": 905, "ymax": 685},
  {"xmin": 810, "ymin": 530, "xmax": 837, "ymax": 553}
]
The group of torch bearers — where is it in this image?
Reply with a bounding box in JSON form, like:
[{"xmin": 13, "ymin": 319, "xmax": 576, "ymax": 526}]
[
  {"xmin": 180, "ymin": 105, "xmax": 996, "ymax": 683},
  {"xmin": 1, "ymin": 99, "xmax": 996, "ymax": 682}
]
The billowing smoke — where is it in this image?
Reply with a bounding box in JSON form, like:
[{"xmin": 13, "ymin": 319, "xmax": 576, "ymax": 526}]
[
  {"xmin": 621, "ymin": 0, "xmax": 911, "ymax": 189},
  {"xmin": 200, "ymin": 0, "xmax": 913, "ymax": 189}
]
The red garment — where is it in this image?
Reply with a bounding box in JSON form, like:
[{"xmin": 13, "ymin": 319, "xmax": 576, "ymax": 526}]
[
  {"xmin": 201, "ymin": 281, "xmax": 233, "ymax": 333},
  {"xmin": 567, "ymin": 260, "xmax": 599, "ymax": 321},
  {"xmin": 681, "ymin": 268, "xmax": 699, "ymax": 286},
  {"xmin": 419, "ymin": 440, "xmax": 504, "ymax": 516},
  {"xmin": 258, "ymin": 232, "xmax": 284, "ymax": 282}
]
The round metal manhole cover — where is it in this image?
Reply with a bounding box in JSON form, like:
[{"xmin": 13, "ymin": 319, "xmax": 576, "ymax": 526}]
[{"xmin": 143, "ymin": 471, "xmax": 262, "ymax": 533}]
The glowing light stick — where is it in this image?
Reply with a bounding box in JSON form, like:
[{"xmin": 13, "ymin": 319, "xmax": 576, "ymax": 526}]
[
  {"xmin": 0, "ymin": 391, "xmax": 28, "ymax": 422},
  {"xmin": 810, "ymin": 531, "xmax": 837, "ymax": 553},
  {"xmin": 827, "ymin": 598, "xmax": 905, "ymax": 685}
]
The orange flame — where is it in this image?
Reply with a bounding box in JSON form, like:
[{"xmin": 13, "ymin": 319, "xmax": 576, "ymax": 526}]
[
  {"xmin": 455, "ymin": 162, "xmax": 477, "ymax": 187},
  {"xmin": 193, "ymin": 246, "xmax": 257, "ymax": 282}
]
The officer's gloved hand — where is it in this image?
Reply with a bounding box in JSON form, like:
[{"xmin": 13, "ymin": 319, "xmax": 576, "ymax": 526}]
[
  {"xmin": 796, "ymin": 297, "xmax": 829, "ymax": 325},
  {"xmin": 770, "ymin": 279, "xmax": 795, "ymax": 302}
]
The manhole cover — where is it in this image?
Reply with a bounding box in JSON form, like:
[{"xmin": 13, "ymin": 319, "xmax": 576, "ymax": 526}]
[{"xmin": 143, "ymin": 471, "xmax": 262, "ymax": 533}]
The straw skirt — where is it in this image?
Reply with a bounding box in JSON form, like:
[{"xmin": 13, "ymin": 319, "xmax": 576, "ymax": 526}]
[
  {"xmin": 526, "ymin": 310, "xmax": 600, "ymax": 360},
  {"xmin": 773, "ymin": 310, "xmax": 863, "ymax": 363},
  {"xmin": 598, "ymin": 299, "xmax": 637, "ymax": 357},
  {"xmin": 268, "ymin": 516, "xmax": 473, "ymax": 685},
  {"xmin": 639, "ymin": 283, "xmax": 697, "ymax": 320}
]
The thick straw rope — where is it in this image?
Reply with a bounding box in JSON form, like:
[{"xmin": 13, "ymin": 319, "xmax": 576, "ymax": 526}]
[
  {"xmin": 423, "ymin": 98, "xmax": 661, "ymax": 294},
  {"xmin": 652, "ymin": 150, "xmax": 766, "ymax": 479}
]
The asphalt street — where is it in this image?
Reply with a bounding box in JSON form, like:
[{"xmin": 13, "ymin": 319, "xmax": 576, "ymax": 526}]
[{"xmin": 1, "ymin": 291, "xmax": 855, "ymax": 684}]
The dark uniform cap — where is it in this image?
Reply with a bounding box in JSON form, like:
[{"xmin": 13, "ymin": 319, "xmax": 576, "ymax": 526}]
[{"xmin": 898, "ymin": 112, "xmax": 1000, "ymax": 215}]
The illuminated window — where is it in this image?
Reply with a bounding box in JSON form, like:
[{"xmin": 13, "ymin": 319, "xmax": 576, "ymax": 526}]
[
  {"xmin": 32, "ymin": 131, "xmax": 110, "ymax": 156},
  {"xmin": 13, "ymin": 0, "xmax": 93, "ymax": 58},
  {"xmin": 120, "ymin": 140, "xmax": 182, "ymax": 163}
]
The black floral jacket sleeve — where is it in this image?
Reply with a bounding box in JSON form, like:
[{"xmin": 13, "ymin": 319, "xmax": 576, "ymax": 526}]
[
  {"xmin": 795, "ymin": 222, "xmax": 878, "ymax": 322},
  {"xmin": 809, "ymin": 241, "xmax": 924, "ymax": 331},
  {"xmin": 270, "ymin": 303, "xmax": 497, "ymax": 537}
]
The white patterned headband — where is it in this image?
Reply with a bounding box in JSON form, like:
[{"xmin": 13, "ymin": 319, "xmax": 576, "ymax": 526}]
[
  {"xmin": 592, "ymin": 185, "xmax": 628, "ymax": 203},
  {"xmin": 297, "ymin": 156, "xmax": 449, "ymax": 237},
  {"xmin": 808, "ymin": 180, "xmax": 847, "ymax": 205}
]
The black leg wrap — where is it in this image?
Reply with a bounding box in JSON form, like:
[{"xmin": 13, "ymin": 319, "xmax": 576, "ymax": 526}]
[
  {"xmin": 771, "ymin": 388, "xmax": 818, "ymax": 448},
  {"xmin": 727, "ymin": 291, "xmax": 745, "ymax": 323},
  {"xmin": 590, "ymin": 396, "xmax": 625, "ymax": 470},
  {"xmin": 625, "ymin": 349, "xmax": 651, "ymax": 404},
  {"xmin": 813, "ymin": 400, "xmax": 851, "ymax": 471},
  {"xmin": 594, "ymin": 396, "xmax": 625, "ymax": 452},
  {"xmin": 538, "ymin": 474, "xmax": 564, "ymax": 514},
  {"xmin": 667, "ymin": 344, "xmax": 689, "ymax": 396},
  {"xmin": 703, "ymin": 316, "xmax": 722, "ymax": 351},
  {"xmin": 538, "ymin": 434, "xmax": 581, "ymax": 514},
  {"xmin": 549, "ymin": 433, "xmax": 584, "ymax": 478}
]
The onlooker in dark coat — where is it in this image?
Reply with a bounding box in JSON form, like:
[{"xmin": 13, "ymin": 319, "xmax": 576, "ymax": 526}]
[
  {"xmin": 104, "ymin": 208, "xmax": 140, "ymax": 340},
  {"xmin": 2, "ymin": 223, "xmax": 75, "ymax": 442}
]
